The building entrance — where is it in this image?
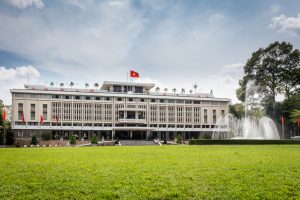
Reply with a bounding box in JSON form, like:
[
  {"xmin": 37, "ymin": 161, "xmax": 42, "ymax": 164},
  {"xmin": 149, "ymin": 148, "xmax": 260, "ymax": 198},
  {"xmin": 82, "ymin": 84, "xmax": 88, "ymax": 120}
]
[{"xmin": 115, "ymin": 131, "xmax": 147, "ymax": 140}]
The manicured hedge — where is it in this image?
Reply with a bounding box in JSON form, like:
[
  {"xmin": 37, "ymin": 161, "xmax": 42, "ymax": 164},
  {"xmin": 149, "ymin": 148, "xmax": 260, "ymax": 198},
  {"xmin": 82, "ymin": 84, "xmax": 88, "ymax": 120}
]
[{"xmin": 189, "ymin": 139, "xmax": 300, "ymax": 145}]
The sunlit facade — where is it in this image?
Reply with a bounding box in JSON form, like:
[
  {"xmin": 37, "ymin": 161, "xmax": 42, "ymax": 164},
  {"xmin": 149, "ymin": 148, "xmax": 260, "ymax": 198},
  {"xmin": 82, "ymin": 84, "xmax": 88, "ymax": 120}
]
[{"xmin": 11, "ymin": 81, "xmax": 230, "ymax": 141}]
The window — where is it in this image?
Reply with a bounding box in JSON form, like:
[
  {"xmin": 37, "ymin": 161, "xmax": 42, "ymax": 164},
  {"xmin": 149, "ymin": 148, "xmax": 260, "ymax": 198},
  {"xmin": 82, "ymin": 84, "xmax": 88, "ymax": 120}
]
[
  {"xmin": 168, "ymin": 99, "xmax": 175, "ymax": 103},
  {"xmin": 105, "ymin": 97, "xmax": 111, "ymax": 101},
  {"xmin": 128, "ymin": 98, "xmax": 133, "ymax": 102},
  {"xmin": 127, "ymin": 111, "xmax": 135, "ymax": 119},
  {"xmin": 185, "ymin": 100, "xmax": 192, "ymax": 104},
  {"xmin": 64, "ymin": 95, "xmax": 70, "ymax": 99},
  {"xmin": 95, "ymin": 97, "xmax": 101, "ymax": 101},
  {"xmin": 85, "ymin": 96, "xmax": 91, "ymax": 100},
  {"xmin": 31, "ymin": 112, "xmax": 35, "ymax": 120},
  {"xmin": 135, "ymin": 86, "xmax": 143, "ymax": 93},
  {"xmin": 177, "ymin": 100, "xmax": 184, "ymax": 104},
  {"xmin": 113, "ymin": 85, "xmax": 122, "ymax": 92},
  {"xmin": 194, "ymin": 100, "xmax": 201, "ymax": 104},
  {"xmin": 18, "ymin": 103, "xmax": 24, "ymax": 120},
  {"xmin": 30, "ymin": 104, "xmax": 35, "ymax": 120},
  {"xmin": 117, "ymin": 98, "xmax": 123, "ymax": 101},
  {"xmin": 52, "ymin": 95, "xmax": 60, "ymax": 99},
  {"xmin": 204, "ymin": 109, "xmax": 208, "ymax": 123},
  {"xmin": 74, "ymin": 96, "xmax": 80, "ymax": 100},
  {"xmin": 160, "ymin": 99, "xmax": 165, "ymax": 103},
  {"xmin": 140, "ymin": 99, "xmax": 145, "ymax": 102},
  {"xmin": 221, "ymin": 110, "xmax": 225, "ymax": 117},
  {"xmin": 151, "ymin": 99, "xmax": 156, "ymax": 103},
  {"xmin": 213, "ymin": 110, "xmax": 216, "ymax": 124},
  {"xmin": 43, "ymin": 104, "xmax": 47, "ymax": 120}
]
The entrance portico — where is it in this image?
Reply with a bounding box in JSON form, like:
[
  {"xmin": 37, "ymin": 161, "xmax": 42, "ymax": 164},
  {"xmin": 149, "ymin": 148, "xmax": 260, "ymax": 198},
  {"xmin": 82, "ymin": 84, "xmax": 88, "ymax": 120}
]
[{"xmin": 113, "ymin": 127, "xmax": 153, "ymax": 140}]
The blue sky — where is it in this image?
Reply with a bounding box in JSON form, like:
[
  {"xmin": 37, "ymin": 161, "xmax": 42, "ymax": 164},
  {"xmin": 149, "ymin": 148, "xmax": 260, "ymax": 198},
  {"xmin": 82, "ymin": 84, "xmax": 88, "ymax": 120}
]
[{"xmin": 1, "ymin": 0, "xmax": 300, "ymax": 104}]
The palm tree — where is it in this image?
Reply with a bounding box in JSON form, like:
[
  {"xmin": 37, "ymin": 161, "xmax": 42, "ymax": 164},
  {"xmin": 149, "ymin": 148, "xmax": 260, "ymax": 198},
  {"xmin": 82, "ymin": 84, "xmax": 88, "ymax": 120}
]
[
  {"xmin": 85, "ymin": 83, "xmax": 89, "ymax": 89},
  {"xmin": 164, "ymin": 88, "xmax": 168, "ymax": 93},
  {"xmin": 189, "ymin": 89, "xmax": 193, "ymax": 94},
  {"xmin": 94, "ymin": 83, "xmax": 99, "ymax": 89},
  {"xmin": 50, "ymin": 82, "xmax": 54, "ymax": 87},
  {"xmin": 181, "ymin": 88, "xmax": 185, "ymax": 94},
  {"xmin": 69, "ymin": 82, "xmax": 74, "ymax": 88},
  {"xmin": 193, "ymin": 83, "xmax": 198, "ymax": 94},
  {"xmin": 172, "ymin": 88, "xmax": 177, "ymax": 93},
  {"xmin": 155, "ymin": 87, "xmax": 160, "ymax": 93},
  {"xmin": 60, "ymin": 82, "xmax": 64, "ymax": 88}
]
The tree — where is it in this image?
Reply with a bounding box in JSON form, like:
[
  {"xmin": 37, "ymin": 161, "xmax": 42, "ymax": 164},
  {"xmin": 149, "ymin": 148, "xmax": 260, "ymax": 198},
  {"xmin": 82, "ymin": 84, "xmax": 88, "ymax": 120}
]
[
  {"xmin": 70, "ymin": 134, "xmax": 76, "ymax": 145},
  {"xmin": 94, "ymin": 83, "xmax": 99, "ymax": 89},
  {"xmin": 181, "ymin": 88, "xmax": 185, "ymax": 94},
  {"xmin": 172, "ymin": 88, "xmax": 177, "ymax": 93},
  {"xmin": 91, "ymin": 135, "xmax": 98, "ymax": 144},
  {"xmin": 5, "ymin": 122, "xmax": 14, "ymax": 145},
  {"xmin": 31, "ymin": 135, "xmax": 37, "ymax": 145},
  {"xmin": 237, "ymin": 41, "xmax": 300, "ymax": 116},
  {"xmin": 193, "ymin": 83, "xmax": 198, "ymax": 94},
  {"xmin": 229, "ymin": 103, "xmax": 245, "ymax": 119},
  {"xmin": 155, "ymin": 87, "xmax": 160, "ymax": 93},
  {"xmin": 164, "ymin": 88, "xmax": 168, "ymax": 93},
  {"xmin": 60, "ymin": 82, "xmax": 64, "ymax": 88},
  {"xmin": 69, "ymin": 82, "xmax": 74, "ymax": 88},
  {"xmin": 0, "ymin": 100, "xmax": 5, "ymax": 145},
  {"xmin": 85, "ymin": 83, "xmax": 89, "ymax": 89},
  {"xmin": 50, "ymin": 82, "xmax": 54, "ymax": 87},
  {"xmin": 189, "ymin": 89, "xmax": 193, "ymax": 94}
]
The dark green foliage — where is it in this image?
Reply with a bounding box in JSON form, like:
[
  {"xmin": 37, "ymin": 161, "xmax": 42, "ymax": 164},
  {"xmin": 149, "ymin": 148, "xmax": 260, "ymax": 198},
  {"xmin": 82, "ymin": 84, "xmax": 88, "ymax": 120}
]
[
  {"xmin": 31, "ymin": 135, "xmax": 37, "ymax": 145},
  {"xmin": 201, "ymin": 132, "xmax": 212, "ymax": 139},
  {"xmin": 236, "ymin": 41, "xmax": 300, "ymax": 117},
  {"xmin": 0, "ymin": 100, "xmax": 4, "ymax": 145},
  {"xmin": 41, "ymin": 131, "xmax": 52, "ymax": 140},
  {"xmin": 91, "ymin": 135, "xmax": 98, "ymax": 144},
  {"xmin": 5, "ymin": 123, "xmax": 14, "ymax": 145},
  {"xmin": 229, "ymin": 103, "xmax": 245, "ymax": 119},
  {"xmin": 70, "ymin": 134, "xmax": 76, "ymax": 145},
  {"xmin": 176, "ymin": 133, "xmax": 182, "ymax": 144},
  {"xmin": 189, "ymin": 139, "xmax": 300, "ymax": 145}
]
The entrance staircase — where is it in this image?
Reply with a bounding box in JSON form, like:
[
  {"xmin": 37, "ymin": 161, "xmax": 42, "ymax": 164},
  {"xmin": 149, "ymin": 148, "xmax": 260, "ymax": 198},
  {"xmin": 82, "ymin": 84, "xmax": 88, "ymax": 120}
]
[{"xmin": 119, "ymin": 140, "xmax": 157, "ymax": 146}]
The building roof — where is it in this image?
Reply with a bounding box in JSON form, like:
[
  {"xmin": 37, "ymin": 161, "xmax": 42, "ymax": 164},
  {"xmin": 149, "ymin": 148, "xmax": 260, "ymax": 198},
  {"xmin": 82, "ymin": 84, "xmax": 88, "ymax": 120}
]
[{"xmin": 100, "ymin": 81, "xmax": 155, "ymax": 90}]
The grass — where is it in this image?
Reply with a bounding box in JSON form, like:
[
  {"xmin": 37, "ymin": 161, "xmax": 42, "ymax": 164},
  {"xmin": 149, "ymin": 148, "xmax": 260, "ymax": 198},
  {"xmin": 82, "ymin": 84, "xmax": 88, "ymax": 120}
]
[{"xmin": 1, "ymin": 145, "xmax": 300, "ymax": 199}]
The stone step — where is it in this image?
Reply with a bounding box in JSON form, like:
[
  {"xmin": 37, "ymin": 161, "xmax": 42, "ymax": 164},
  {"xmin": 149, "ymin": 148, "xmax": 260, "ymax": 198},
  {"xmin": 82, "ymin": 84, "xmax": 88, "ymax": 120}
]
[{"xmin": 119, "ymin": 140, "xmax": 157, "ymax": 146}]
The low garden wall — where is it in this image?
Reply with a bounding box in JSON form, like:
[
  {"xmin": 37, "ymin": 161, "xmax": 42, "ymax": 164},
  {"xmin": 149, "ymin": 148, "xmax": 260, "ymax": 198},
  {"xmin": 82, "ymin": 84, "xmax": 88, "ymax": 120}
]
[{"xmin": 189, "ymin": 139, "xmax": 300, "ymax": 145}]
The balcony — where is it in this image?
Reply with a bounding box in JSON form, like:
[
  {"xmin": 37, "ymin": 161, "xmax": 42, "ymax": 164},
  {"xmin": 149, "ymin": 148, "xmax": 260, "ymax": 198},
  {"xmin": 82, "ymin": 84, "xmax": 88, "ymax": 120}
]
[{"xmin": 118, "ymin": 118, "xmax": 146, "ymax": 124}]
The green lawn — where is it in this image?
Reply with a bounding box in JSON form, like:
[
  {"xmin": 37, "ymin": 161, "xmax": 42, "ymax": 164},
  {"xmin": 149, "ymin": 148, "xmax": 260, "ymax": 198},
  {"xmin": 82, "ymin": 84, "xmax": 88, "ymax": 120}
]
[{"xmin": 1, "ymin": 145, "xmax": 300, "ymax": 199}]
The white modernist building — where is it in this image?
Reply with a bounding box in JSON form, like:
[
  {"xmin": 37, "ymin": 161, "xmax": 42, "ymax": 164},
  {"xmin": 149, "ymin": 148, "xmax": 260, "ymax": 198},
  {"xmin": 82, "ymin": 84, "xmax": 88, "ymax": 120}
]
[{"xmin": 11, "ymin": 81, "xmax": 231, "ymax": 141}]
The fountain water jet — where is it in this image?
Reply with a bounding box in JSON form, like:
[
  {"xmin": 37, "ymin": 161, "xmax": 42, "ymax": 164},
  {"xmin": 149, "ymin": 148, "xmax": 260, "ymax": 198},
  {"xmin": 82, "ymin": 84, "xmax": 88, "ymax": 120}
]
[{"xmin": 212, "ymin": 81, "xmax": 280, "ymax": 140}]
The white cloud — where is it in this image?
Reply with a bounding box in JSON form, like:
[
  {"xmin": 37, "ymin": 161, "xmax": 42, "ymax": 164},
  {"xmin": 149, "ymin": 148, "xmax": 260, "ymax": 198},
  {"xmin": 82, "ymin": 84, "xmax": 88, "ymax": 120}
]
[
  {"xmin": 0, "ymin": 65, "xmax": 40, "ymax": 104},
  {"xmin": 6, "ymin": 0, "xmax": 44, "ymax": 9},
  {"xmin": 270, "ymin": 13, "xmax": 300, "ymax": 33},
  {"xmin": 206, "ymin": 63, "xmax": 244, "ymax": 102},
  {"xmin": 270, "ymin": 5, "xmax": 280, "ymax": 14}
]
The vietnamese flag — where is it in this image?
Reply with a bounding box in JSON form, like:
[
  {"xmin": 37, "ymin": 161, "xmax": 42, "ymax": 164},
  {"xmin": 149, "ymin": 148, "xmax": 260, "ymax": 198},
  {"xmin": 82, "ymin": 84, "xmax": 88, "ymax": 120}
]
[
  {"xmin": 40, "ymin": 115, "xmax": 44, "ymax": 125},
  {"xmin": 130, "ymin": 70, "xmax": 139, "ymax": 78},
  {"xmin": 298, "ymin": 116, "xmax": 300, "ymax": 127},
  {"xmin": 281, "ymin": 115, "xmax": 284, "ymax": 126},
  {"xmin": 22, "ymin": 112, "xmax": 25, "ymax": 124},
  {"xmin": 3, "ymin": 110, "xmax": 7, "ymax": 121}
]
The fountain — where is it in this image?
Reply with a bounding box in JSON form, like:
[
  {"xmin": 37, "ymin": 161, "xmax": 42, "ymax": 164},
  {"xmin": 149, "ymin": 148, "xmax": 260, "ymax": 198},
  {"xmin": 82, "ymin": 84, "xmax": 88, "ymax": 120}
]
[{"xmin": 212, "ymin": 81, "xmax": 280, "ymax": 140}]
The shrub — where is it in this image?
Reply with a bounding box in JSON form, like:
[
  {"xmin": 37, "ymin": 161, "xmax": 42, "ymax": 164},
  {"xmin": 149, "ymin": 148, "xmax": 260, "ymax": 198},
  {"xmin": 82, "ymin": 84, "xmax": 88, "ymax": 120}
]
[
  {"xmin": 5, "ymin": 125, "xmax": 14, "ymax": 145},
  {"xmin": 189, "ymin": 139, "xmax": 300, "ymax": 145},
  {"xmin": 31, "ymin": 135, "xmax": 38, "ymax": 145},
  {"xmin": 41, "ymin": 131, "xmax": 52, "ymax": 140},
  {"xmin": 201, "ymin": 132, "xmax": 212, "ymax": 139},
  {"xmin": 176, "ymin": 134, "xmax": 182, "ymax": 144},
  {"xmin": 91, "ymin": 135, "xmax": 98, "ymax": 144},
  {"xmin": 70, "ymin": 135, "xmax": 76, "ymax": 145}
]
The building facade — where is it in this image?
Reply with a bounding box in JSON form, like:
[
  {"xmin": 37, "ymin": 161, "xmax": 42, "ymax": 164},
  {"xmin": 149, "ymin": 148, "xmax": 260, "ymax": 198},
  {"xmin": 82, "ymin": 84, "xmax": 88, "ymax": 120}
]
[{"xmin": 11, "ymin": 81, "xmax": 230, "ymax": 141}]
